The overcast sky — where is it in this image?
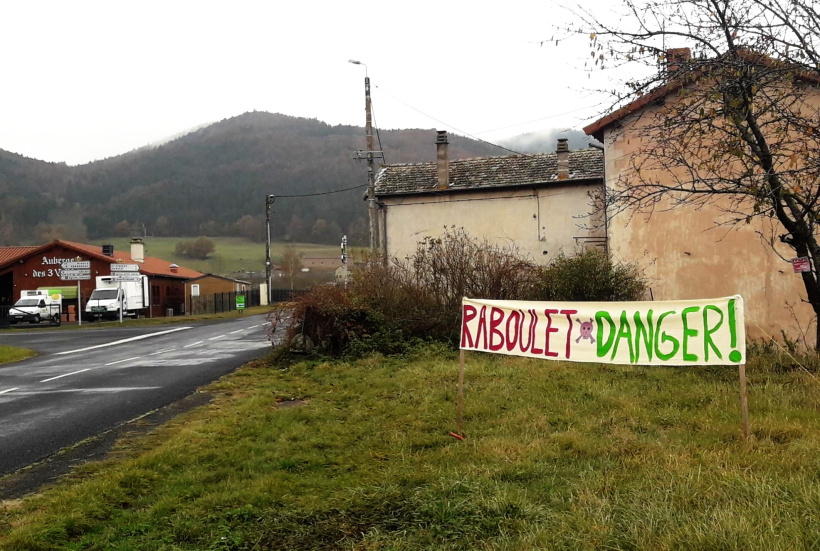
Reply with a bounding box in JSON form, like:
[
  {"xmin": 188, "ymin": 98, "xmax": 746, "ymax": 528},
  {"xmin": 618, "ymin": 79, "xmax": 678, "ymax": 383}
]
[{"xmin": 1, "ymin": 1, "xmax": 618, "ymax": 165}]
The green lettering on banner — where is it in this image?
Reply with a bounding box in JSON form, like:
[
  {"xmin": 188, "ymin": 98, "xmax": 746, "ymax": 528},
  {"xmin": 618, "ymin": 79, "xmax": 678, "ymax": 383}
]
[
  {"xmin": 633, "ymin": 310, "xmax": 654, "ymax": 362},
  {"xmin": 728, "ymin": 299, "xmax": 743, "ymax": 363},
  {"xmin": 681, "ymin": 306, "xmax": 700, "ymax": 362},
  {"xmin": 702, "ymin": 305, "xmax": 724, "ymax": 362},
  {"xmin": 596, "ymin": 311, "xmax": 616, "ymax": 358},
  {"xmin": 654, "ymin": 310, "xmax": 679, "ymax": 361},
  {"xmin": 611, "ymin": 310, "xmax": 636, "ymax": 363}
]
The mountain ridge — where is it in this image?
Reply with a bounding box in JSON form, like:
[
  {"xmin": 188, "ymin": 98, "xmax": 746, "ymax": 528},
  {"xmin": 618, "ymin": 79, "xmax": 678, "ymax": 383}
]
[{"xmin": 0, "ymin": 112, "xmax": 589, "ymax": 246}]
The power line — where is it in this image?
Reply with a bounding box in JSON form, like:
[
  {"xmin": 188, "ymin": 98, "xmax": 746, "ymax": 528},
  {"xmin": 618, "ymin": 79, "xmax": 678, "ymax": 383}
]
[
  {"xmin": 374, "ymin": 85, "xmax": 524, "ymax": 156},
  {"xmin": 470, "ymin": 103, "xmax": 607, "ymax": 135},
  {"xmin": 371, "ymin": 101, "xmax": 387, "ymax": 165},
  {"xmin": 275, "ymin": 183, "xmax": 368, "ymax": 198}
]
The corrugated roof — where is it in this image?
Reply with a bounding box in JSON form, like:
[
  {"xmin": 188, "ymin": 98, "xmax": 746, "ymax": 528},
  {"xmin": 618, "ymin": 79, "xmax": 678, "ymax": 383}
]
[
  {"xmin": 374, "ymin": 149, "xmax": 603, "ymax": 197},
  {"xmin": 0, "ymin": 246, "xmax": 39, "ymax": 266},
  {"xmin": 0, "ymin": 240, "xmax": 202, "ymax": 279},
  {"xmin": 186, "ymin": 273, "xmax": 251, "ymax": 285}
]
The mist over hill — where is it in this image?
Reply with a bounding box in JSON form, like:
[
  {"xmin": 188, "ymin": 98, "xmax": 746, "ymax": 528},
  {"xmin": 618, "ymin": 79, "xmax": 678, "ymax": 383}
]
[
  {"xmin": 0, "ymin": 112, "xmax": 590, "ymax": 246},
  {"xmin": 498, "ymin": 129, "xmax": 601, "ymax": 154}
]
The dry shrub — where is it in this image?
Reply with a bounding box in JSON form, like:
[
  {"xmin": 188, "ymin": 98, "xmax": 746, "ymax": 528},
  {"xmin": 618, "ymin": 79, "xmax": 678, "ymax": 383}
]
[
  {"xmin": 291, "ymin": 228, "xmax": 537, "ymax": 356},
  {"xmin": 533, "ymin": 248, "xmax": 646, "ymax": 302},
  {"xmin": 289, "ymin": 231, "xmax": 647, "ymax": 357}
]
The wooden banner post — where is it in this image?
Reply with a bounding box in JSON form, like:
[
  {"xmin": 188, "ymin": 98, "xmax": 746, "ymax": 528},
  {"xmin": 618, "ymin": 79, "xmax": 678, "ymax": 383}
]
[
  {"xmin": 456, "ymin": 349, "xmax": 466, "ymax": 437},
  {"xmin": 739, "ymin": 363, "xmax": 750, "ymax": 441}
]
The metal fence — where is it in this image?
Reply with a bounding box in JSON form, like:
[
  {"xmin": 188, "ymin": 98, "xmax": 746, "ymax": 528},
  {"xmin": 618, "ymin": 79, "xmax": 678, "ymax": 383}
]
[
  {"xmin": 0, "ymin": 304, "xmax": 61, "ymax": 327},
  {"xmin": 189, "ymin": 289, "xmax": 262, "ymax": 315},
  {"xmin": 270, "ymin": 288, "xmax": 309, "ymax": 303}
]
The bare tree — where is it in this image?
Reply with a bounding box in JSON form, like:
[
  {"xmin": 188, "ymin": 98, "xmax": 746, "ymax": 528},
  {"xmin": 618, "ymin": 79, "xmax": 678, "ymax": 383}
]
[
  {"xmin": 572, "ymin": 0, "xmax": 820, "ymax": 348},
  {"xmin": 281, "ymin": 246, "xmax": 303, "ymax": 292}
]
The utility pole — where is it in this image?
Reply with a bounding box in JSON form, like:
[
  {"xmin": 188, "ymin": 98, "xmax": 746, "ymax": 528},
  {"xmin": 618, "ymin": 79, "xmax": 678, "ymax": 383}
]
[
  {"xmin": 265, "ymin": 194, "xmax": 275, "ymax": 304},
  {"xmin": 349, "ymin": 60, "xmax": 378, "ymax": 252}
]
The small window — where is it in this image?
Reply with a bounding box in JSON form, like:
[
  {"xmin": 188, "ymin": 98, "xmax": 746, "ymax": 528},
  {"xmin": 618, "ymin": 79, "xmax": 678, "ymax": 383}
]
[{"xmin": 39, "ymin": 300, "xmax": 46, "ymax": 307}]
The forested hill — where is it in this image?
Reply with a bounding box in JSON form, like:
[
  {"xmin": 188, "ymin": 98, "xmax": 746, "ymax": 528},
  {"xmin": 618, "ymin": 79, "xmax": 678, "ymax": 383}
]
[{"xmin": 0, "ymin": 112, "xmax": 535, "ymax": 245}]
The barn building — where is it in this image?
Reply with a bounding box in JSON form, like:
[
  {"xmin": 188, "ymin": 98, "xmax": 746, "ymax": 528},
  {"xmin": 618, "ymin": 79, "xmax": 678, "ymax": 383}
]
[{"xmin": 0, "ymin": 239, "xmax": 202, "ymax": 318}]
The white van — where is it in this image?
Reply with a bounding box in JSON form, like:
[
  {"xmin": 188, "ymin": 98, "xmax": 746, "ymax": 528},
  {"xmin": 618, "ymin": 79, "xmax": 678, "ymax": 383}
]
[
  {"xmin": 85, "ymin": 275, "xmax": 148, "ymax": 321},
  {"xmin": 9, "ymin": 290, "xmax": 62, "ymax": 325}
]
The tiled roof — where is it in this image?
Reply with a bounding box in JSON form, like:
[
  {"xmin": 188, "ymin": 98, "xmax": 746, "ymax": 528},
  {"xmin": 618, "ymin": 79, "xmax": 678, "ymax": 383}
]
[
  {"xmin": 0, "ymin": 240, "xmax": 202, "ymax": 279},
  {"xmin": 0, "ymin": 246, "xmax": 39, "ymax": 266},
  {"xmin": 374, "ymin": 149, "xmax": 603, "ymax": 196},
  {"xmin": 62, "ymin": 241, "xmax": 203, "ymax": 279}
]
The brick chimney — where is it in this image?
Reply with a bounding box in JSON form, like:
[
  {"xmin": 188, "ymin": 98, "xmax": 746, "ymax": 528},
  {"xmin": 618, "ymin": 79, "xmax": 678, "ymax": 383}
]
[
  {"xmin": 666, "ymin": 47, "xmax": 691, "ymax": 74},
  {"xmin": 556, "ymin": 138, "xmax": 569, "ymax": 181},
  {"xmin": 436, "ymin": 130, "xmax": 449, "ymax": 190},
  {"xmin": 130, "ymin": 237, "xmax": 145, "ymax": 263}
]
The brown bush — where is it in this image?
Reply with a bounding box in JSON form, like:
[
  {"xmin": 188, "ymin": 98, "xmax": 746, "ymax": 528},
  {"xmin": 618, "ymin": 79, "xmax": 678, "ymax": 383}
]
[{"xmin": 291, "ymin": 228, "xmax": 538, "ymax": 355}]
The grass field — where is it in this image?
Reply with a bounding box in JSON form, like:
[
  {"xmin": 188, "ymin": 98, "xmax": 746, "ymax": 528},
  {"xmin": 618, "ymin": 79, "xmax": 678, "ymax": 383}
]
[
  {"xmin": 89, "ymin": 237, "xmax": 342, "ymax": 277},
  {"xmin": 0, "ymin": 345, "xmax": 35, "ymax": 365},
  {"xmin": 2, "ymin": 346, "xmax": 820, "ymax": 549}
]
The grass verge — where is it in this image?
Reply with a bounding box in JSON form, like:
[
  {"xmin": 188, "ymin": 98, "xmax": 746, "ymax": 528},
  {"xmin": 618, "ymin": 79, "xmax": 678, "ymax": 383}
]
[
  {"xmin": 0, "ymin": 346, "xmax": 35, "ymax": 365},
  {"xmin": 1, "ymin": 346, "xmax": 819, "ymax": 549}
]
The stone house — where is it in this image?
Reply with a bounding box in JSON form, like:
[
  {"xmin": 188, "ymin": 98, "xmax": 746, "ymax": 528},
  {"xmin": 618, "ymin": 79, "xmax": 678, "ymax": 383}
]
[{"xmin": 374, "ymin": 131, "xmax": 605, "ymax": 263}]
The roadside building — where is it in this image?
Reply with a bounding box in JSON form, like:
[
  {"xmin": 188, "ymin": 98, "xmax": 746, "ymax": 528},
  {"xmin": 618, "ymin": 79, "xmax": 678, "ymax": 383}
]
[
  {"xmin": 301, "ymin": 257, "xmax": 343, "ymax": 272},
  {"xmin": 0, "ymin": 239, "xmax": 202, "ymax": 318},
  {"xmin": 582, "ymin": 47, "xmax": 817, "ymax": 344},
  {"xmin": 184, "ymin": 274, "xmax": 251, "ymax": 315},
  {"xmin": 374, "ymin": 132, "xmax": 605, "ymax": 263}
]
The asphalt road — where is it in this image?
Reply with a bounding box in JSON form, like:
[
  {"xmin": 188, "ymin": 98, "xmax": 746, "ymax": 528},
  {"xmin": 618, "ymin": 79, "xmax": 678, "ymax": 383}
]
[{"xmin": 0, "ymin": 314, "xmax": 278, "ymax": 477}]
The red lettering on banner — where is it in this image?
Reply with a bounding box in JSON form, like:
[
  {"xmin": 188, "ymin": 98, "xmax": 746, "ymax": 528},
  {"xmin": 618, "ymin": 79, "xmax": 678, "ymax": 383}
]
[
  {"xmin": 519, "ymin": 310, "xmax": 534, "ymax": 352},
  {"xmin": 505, "ymin": 310, "xmax": 521, "ymax": 351},
  {"xmin": 529, "ymin": 309, "xmax": 544, "ymax": 354},
  {"xmin": 544, "ymin": 309, "xmax": 560, "ymax": 357},
  {"xmin": 461, "ymin": 304, "xmax": 477, "ymax": 347},
  {"xmin": 489, "ymin": 307, "xmax": 505, "ymax": 351},
  {"xmin": 561, "ymin": 309, "xmax": 577, "ymax": 358},
  {"xmin": 476, "ymin": 306, "xmax": 488, "ymax": 350}
]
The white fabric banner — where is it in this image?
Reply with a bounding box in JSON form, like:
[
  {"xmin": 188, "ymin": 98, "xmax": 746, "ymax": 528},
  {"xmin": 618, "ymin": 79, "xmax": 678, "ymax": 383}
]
[{"xmin": 461, "ymin": 296, "xmax": 745, "ymax": 366}]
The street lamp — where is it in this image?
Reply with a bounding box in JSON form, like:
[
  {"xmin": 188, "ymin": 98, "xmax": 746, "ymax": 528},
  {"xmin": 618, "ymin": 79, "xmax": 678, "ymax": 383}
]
[
  {"xmin": 348, "ymin": 59, "xmax": 367, "ymax": 77},
  {"xmin": 265, "ymin": 194, "xmax": 275, "ymax": 304}
]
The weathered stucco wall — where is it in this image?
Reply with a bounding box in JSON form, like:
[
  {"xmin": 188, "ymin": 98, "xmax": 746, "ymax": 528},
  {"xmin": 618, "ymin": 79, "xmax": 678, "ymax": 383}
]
[
  {"xmin": 382, "ymin": 183, "xmax": 604, "ymax": 264},
  {"xmin": 603, "ymin": 109, "xmax": 815, "ymax": 347}
]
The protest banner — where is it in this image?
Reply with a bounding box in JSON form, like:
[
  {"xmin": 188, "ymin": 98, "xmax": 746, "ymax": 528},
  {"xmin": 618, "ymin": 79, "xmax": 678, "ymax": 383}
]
[{"xmin": 455, "ymin": 296, "xmax": 749, "ymax": 438}]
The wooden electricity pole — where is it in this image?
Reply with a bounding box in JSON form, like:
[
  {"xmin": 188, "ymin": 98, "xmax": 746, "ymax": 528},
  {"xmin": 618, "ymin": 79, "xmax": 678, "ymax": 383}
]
[{"xmin": 365, "ymin": 74, "xmax": 377, "ymax": 252}]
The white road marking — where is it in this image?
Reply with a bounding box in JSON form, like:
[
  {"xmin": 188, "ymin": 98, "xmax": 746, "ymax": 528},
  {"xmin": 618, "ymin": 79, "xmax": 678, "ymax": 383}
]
[
  {"xmin": 0, "ymin": 387, "xmax": 18, "ymax": 395},
  {"xmin": 41, "ymin": 369, "xmax": 91, "ymax": 383},
  {"xmin": 229, "ymin": 329, "xmax": 244, "ymax": 334},
  {"xmin": 56, "ymin": 327, "xmax": 193, "ymax": 355},
  {"xmin": 247, "ymin": 324, "xmax": 261, "ymax": 329},
  {"xmin": 184, "ymin": 341, "xmax": 203, "ymax": 348},
  {"xmin": 105, "ymin": 356, "xmax": 140, "ymax": 366},
  {"xmin": 209, "ymin": 335, "xmax": 226, "ymax": 341},
  {"xmin": 149, "ymin": 349, "xmax": 174, "ymax": 356}
]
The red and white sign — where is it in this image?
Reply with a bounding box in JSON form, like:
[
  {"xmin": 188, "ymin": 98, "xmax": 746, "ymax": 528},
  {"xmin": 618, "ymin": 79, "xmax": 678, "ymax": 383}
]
[{"xmin": 791, "ymin": 257, "xmax": 811, "ymax": 273}]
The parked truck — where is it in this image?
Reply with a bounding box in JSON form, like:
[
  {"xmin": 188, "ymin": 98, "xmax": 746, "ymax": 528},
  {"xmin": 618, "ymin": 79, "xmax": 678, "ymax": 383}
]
[
  {"xmin": 85, "ymin": 275, "xmax": 149, "ymax": 321},
  {"xmin": 9, "ymin": 290, "xmax": 62, "ymax": 325}
]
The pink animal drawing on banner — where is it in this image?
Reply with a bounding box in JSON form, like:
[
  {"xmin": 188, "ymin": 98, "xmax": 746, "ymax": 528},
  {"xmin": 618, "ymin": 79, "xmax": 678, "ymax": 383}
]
[{"xmin": 575, "ymin": 318, "xmax": 595, "ymax": 344}]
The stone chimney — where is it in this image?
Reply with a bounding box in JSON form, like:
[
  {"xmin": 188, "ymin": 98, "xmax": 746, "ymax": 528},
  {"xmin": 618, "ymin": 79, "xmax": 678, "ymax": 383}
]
[
  {"xmin": 436, "ymin": 130, "xmax": 449, "ymax": 190},
  {"xmin": 556, "ymin": 138, "xmax": 569, "ymax": 181},
  {"xmin": 666, "ymin": 47, "xmax": 691, "ymax": 74},
  {"xmin": 130, "ymin": 237, "xmax": 145, "ymax": 263}
]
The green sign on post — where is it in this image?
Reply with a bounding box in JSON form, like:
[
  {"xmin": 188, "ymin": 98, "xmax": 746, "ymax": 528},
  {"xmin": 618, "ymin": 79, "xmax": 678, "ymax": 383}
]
[{"xmin": 236, "ymin": 294, "xmax": 245, "ymax": 312}]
